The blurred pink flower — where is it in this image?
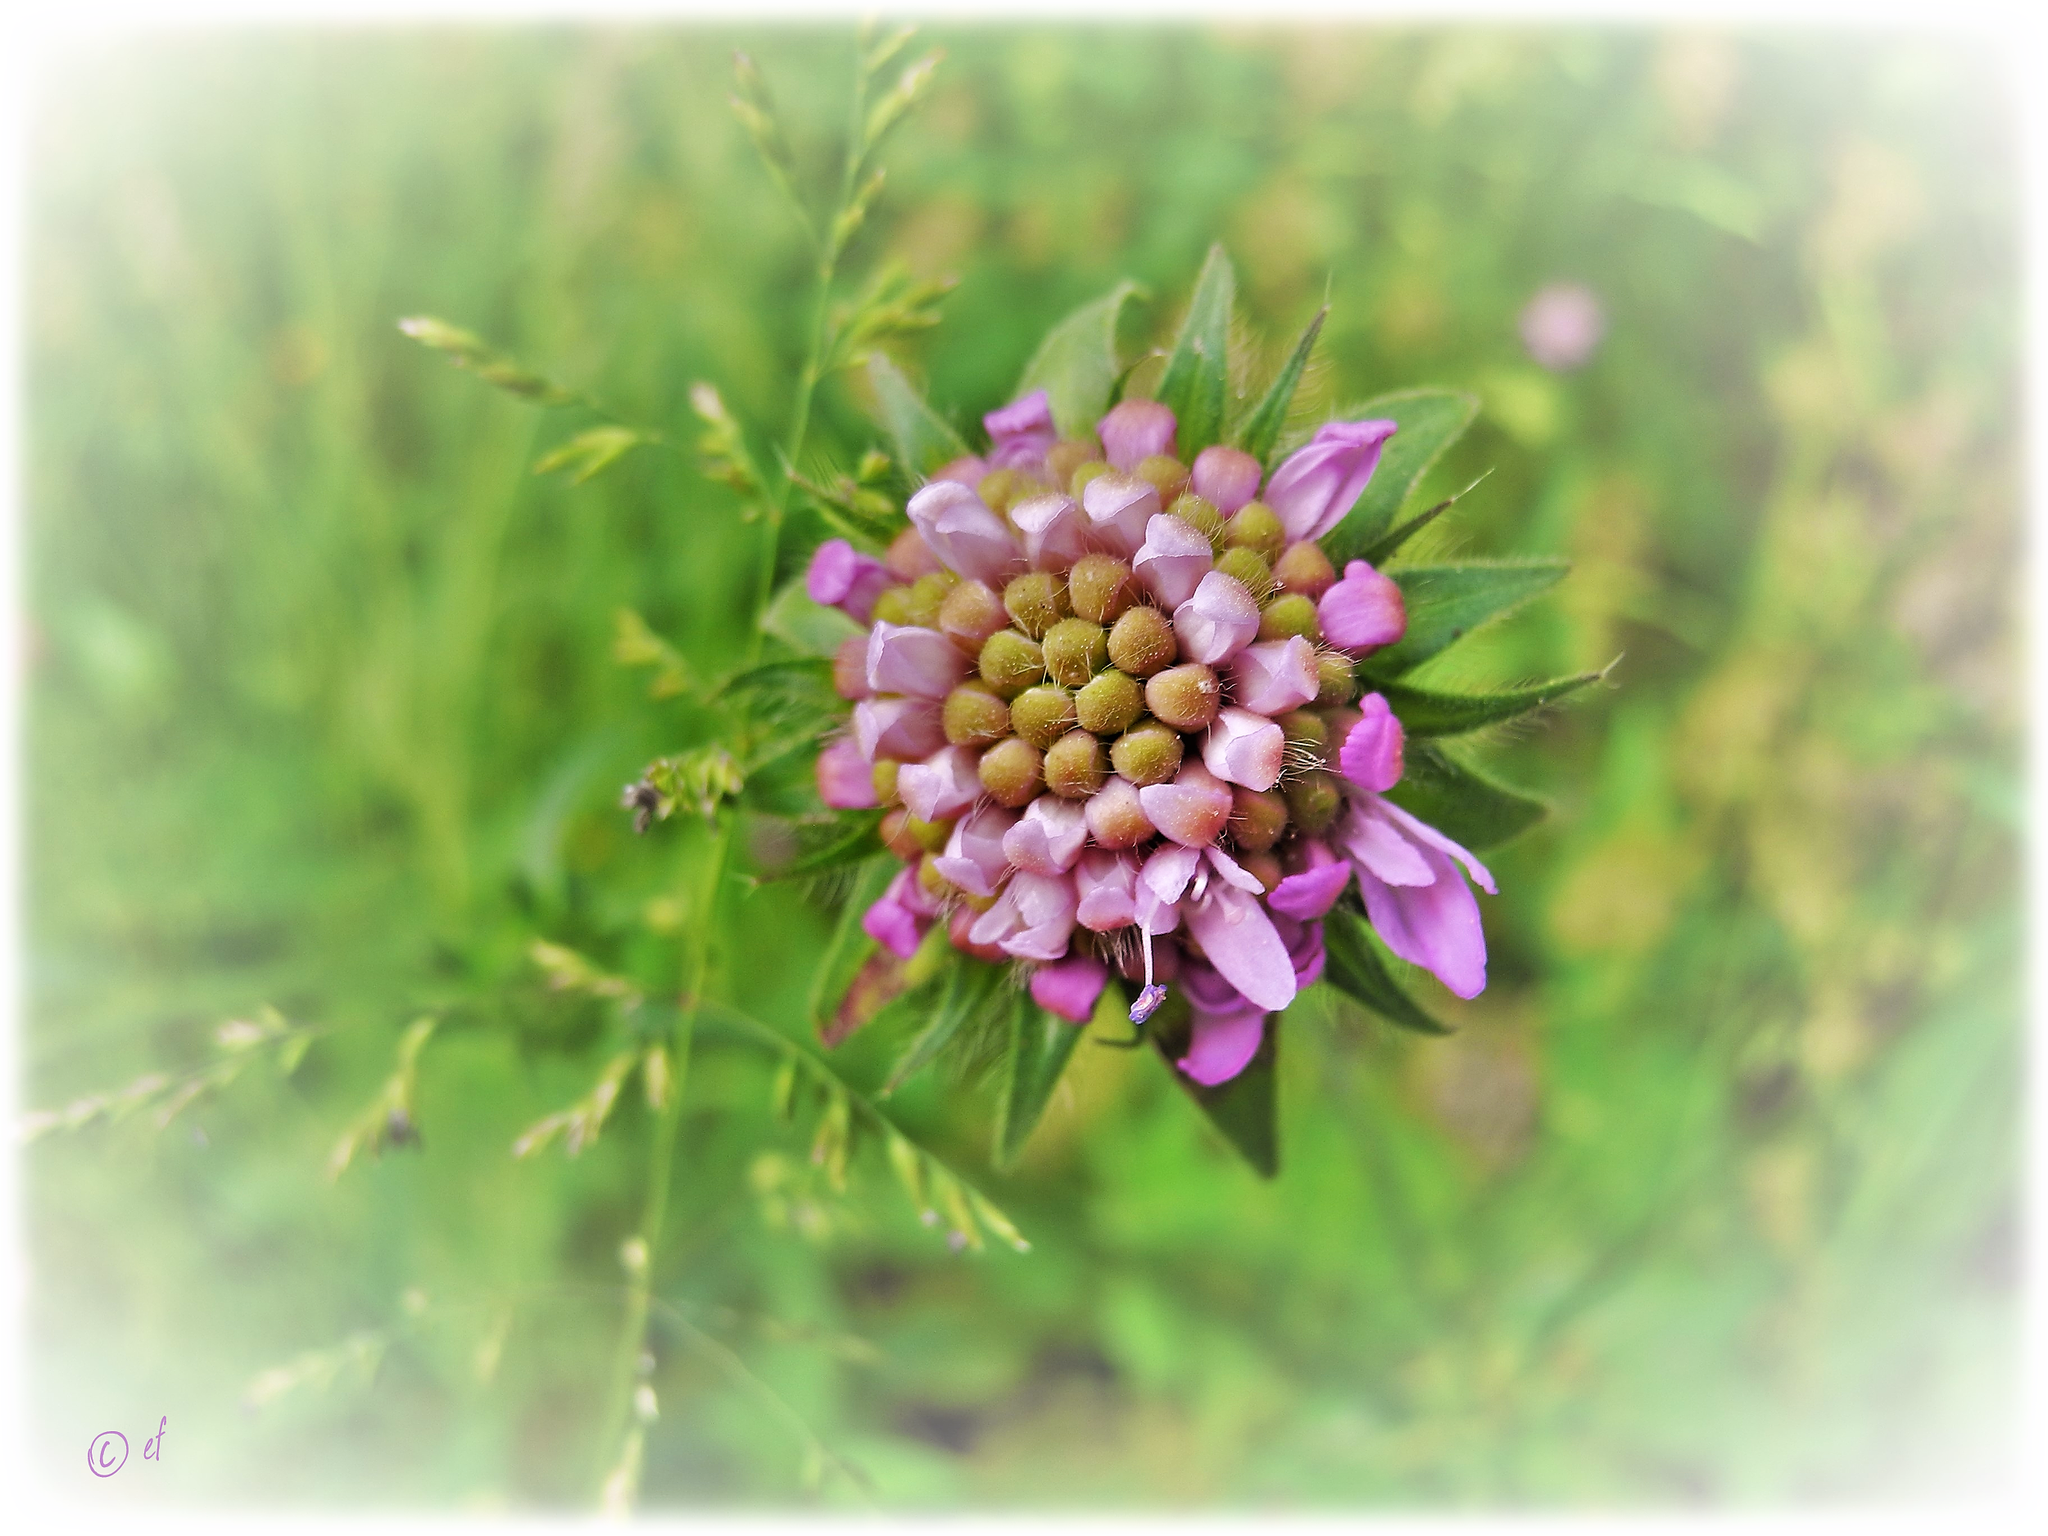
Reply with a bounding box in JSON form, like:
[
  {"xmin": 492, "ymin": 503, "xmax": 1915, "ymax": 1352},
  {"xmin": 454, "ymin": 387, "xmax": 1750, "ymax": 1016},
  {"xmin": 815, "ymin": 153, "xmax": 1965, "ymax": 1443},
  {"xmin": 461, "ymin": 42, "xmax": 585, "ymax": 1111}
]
[{"xmin": 1519, "ymin": 282, "xmax": 1605, "ymax": 372}]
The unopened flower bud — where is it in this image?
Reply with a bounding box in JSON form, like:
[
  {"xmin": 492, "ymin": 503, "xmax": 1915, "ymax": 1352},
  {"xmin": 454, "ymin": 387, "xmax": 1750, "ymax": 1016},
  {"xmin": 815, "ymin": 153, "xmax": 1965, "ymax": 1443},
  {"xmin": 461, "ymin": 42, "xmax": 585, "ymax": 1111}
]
[
  {"xmin": 1316, "ymin": 650, "xmax": 1360, "ymax": 705},
  {"xmin": 1192, "ymin": 445, "xmax": 1264, "ymax": 514},
  {"xmin": 1076, "ymin": 669, "xmax": 1145, "ymax": 736},
  {"xmin": 1068, "ymin": 553, "xmax": 1136, "ymax": 624},
  {"xmin": 1110, "ymin": 722, "xmax": 1183, "ymax": 786},
  {"xmin": 881, "ymin": 807, "xmax": 952, "ymax": 859},
  {"xmin": 978, "ymin": 629, "xmax": 1044, "ymax": 698},
  {"xmin": 1229, "ymin": 786, "xmax": 1290, "ymax": 852},
  {"xmin": 1258, "ymin": 593, "xmax": 1322, "ymax": 643},
  {"xmin": 1318, "ymin": 559, "xmax": 1406, "ymax": 653},
  {"xmin": 904, "ymin": 571, "xmax": 955, "ymax": 628},
  {"xmin": 1043, "ymin": 617, "xmax": 1108, "ymax": 687},
  {"xmin": 1284, "ymin": 769, "xmax": 1342, "ymax": 835},
  {"xmin": 1003, "ymin": 571, "xmax": 1067, "ymax": 639},
  {"xmin": 1084, "ymin": 778, "xmax": 1155, "ymax": 849},
  {"xmin": 977, "ymin": 466, "xmax": 1022, "ymax": 516},
  {"xmin": 1224, "ymin": 501, "xmax": 1285, "ymax": 561},
  {"xmin": 1168, "ymin": 493, "xmax": 1225, "ymax": 549},
  {"xmin": 1044, "ymin": 729, "xmax": 1108, "ymax": 799},
  {"xmin": 1214, "ymin": 545, "xmax": 1274, "ymax": 600},
  {"xmin": 1144, "ymin": 662, "xmax": 1222, "ymax": 732},
  {"xmin": 939, "ymin": 579, "xmax": 1008, "ymax": 649},
  {"xmin": 917, "ymin": 854, "xmax": 955, "ymax": 905},
  {"xmin": 871, "ymin": 587, "xmax": 912, "ymax": 626},
  {"xmin": 977, "ymin": 737, "xmax": 1044, "ymax": 807},
  {"xmin": 1097, "ymin": 400, "xmax": 1177, "ymax": 470},
  {"xmin": 1273, "ymin": 540, "xmax": 1336, "ymax": 599},
  {"xmin": 871, "ymin": 758, "xmax": 901, "ymax": 805},
  {"xmin": 1069, "ymin": 459, "xmax": 1112, "ymax": 499},
  {"xmin": 1010, "ymin": 684, "xmax": 1077, "ymax": 748},
  {"xmin": 1138, "ymin": 760, "xmax": 1234, "ymax": 847},
  {"xmin": 1107, "ymin": 605, "xmax": 1177, "ymax": 677},
  {"xmin": 1134, "ymin": 453, "xmax": 1189, "ymax": 508},
  {"xmin": 1045, "ymin": 438, "xmax": 1100, "ymax": 488},
  {"xmin": 1276, "ymin": 709, "xmax": 1329, "ymax": 760},
  {"xmin": 887, "ymin": 524, "xmax": 944, "ymax": 581}
]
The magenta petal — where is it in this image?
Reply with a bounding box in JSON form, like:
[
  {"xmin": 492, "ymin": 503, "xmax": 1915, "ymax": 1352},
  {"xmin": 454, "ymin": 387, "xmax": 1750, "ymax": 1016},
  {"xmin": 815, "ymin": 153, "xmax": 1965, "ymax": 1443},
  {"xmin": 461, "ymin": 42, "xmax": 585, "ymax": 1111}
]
[
  {"xmin": 1185, "ymin": 884, "xmax": 1297, "ymax": 1012},
  {"xmin": 862, "ymin": 890, "xmax": 923, "ymax": 959},
  {"xmin": 806, "ymin": 539, "xmax": 890, "ymax": 622},
  {"xmin": 1319, "ymin": 560, "xmax": 1407, "ymax": 653},
  {"xmin": 1336, "ymin": 692, "xmax": 1405, "ymax": 793},
  {"xmin": 1269, "ymin": 862, "xmax": 1351, "ymax": 919},
  {"xmin": 1096, "ymin": 399, "xmax": 1177, "ymax": 470},
  {"xmin": 984, "ymin": 389, "xmax": 1057, "ymax": 472},
  {"xmin": 1191, "ymin": 445, "xmax": 1263, "ymax": 515},
  {"xmin": 1358, "ymin": 843, "xmax": 1487, "ymax": 998},
  {"xmin": 1177, "ymin": 1005, "xmax": 1266, "ymax": 1086},
  {"xmin": 1030, "ymin": 951, "xmax": 1108, "ymax": 1022},
  {"xmin": 816, "ymin": 737, "xmax": 879, "ymax": 809}
]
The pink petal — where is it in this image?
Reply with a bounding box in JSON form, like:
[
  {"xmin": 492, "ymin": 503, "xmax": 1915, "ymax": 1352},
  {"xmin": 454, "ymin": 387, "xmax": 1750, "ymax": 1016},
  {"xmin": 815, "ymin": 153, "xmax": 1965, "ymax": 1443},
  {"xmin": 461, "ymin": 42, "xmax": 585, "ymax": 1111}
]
[
  {"xmin": 897, "ymin": 745, "xmax": 982, "ymax": 823},
  {"xmin": 1201, "ymin": 707, "xmax": 1285, "ymax": 792},
  {"xmin": 1074, "ymin": 850, "xmax": 1140, "ymax": 932},
  {"xmin": 1080, "ymin": 471, "xmax": 1162, "ymax": 558},
  {"xmin": 1010, "ymin": 493, "xmax": 1089, "ymax": 570},
  {"xmin": 1184, "ymin": 883, "xmax": 1297, "ymax": 1012},
  {"xmin": 853, "ymin": 697, "xmax": 945, "ymax": 763},
  {"xmin": 1358, "ymin": 843, "xmax": 1488, "ymax": 998},
  {"xmin": 1203, "ymin": 845, "xmax": 1266, "ymax": 893},
  {"xmin": 1002, "ymin": 795, "xmax": 1090, "ymax": 876},
  {"xmin": 1138, "ymin": 761, "xmax": 1234, "ymax": 848},
  {"xmin": 1339, "ymin": 798, "xmax": 1435, "ymax": 887},
  {"xmin": 1268, "ymin": 862, "xmax": 1351, "ymax": 919},
  {"xmin": 1264, "ymin": 419, "xmax": 1398, "ymax": 543},
  {"xmin": 1083, "ymin": 777, "xmax": 1156, "ymax": 850},
  {"xmin": 1177, "ymin": 1005, "xmax": 1267, "ymax": 1087},
  {"xmin": 1191, "ymin": 445, "xmax": 1263, "ymax": 515},
  {"xmin": 1372, "ymin": 797, "xmax": 1496, "ymax": 894},
  {"xmin": 1096, "ymin": 399, "xmax": 1177, "ymax": 470},
  {"xmin": 806, "ymin": 538, "xmax": 891, "ymax": 622},
  {"xmin": 867, "ymin": 621, "xmax": 969, "ymax": 699},
  {"xmin": 984, "ymin": 389, "xmax": 1057, "ymax": 472},
  {"xmin": 816, "ymin": 737, "xmax": 879, "ymax": 809},
  {"xmin": 905, "ymin": 481, "xmax": 1023, "ymax": 584},
  {"xmin": 1133, "ymin": 513, "xmax": 1214, "ymax": 608},
  {"xmin": 1336, "ymin": 691, "xmax": 1405, "ymax": 793},
  {"xmin": 1173, "ymin": 571, "xmax": 1261, "ymax": 666},
  {"xmin": 1319, "ymin": 560, "xmax": 1406, "ymax": 653},
  {"xmin": 934, "ymin": 804, "xmax": 1016, "ymax": 897},
  {"xmin": 931, "ymin": 455, "xmax": 988, "ymax": 488},
  {"xmin": 862, "ymin": 887, "xmax": 924, "ymax": 959},
  {"xmin": 1030, "ymin": 951, "xmax": 1108, "ymax": 1022},
  {"xmin": 1226, "ymin": 637, "xmax": 1319, "ymax": 716}
]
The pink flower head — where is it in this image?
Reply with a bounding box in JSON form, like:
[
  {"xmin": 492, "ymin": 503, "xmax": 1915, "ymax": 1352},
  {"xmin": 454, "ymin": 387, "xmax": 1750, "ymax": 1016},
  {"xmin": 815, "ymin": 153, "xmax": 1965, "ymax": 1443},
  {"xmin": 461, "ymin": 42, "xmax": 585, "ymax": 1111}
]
[
  {"xmin": 905, "ymin": 480, "xmax": 1022, "ymax": 585},
  {"xmin": 1010, "ymin": 493, "xmax": 1089, "ymax": 571},
  {"xmin": 1031, "ymin": 951, "xmax": 1108, "ymax": 1023},
  {"xmin": 862, "ymin": 868, "xmax": 931, "ymax": 959},
  {"xmin": 1520, "ymin": 282, "xmax": 1605, "ymax": 372},
  {"xmin": 1080, "ymin": 471, "xmax": 1161, "ymax": 558},
  {"xmin": 969, "ymin": 870, "xmax": 1078, "ymax": 962},
  {"xmin": 897, "ymin": 744, "xmax": 982, "ymax": 823},
  {"xmin": 1191, "ymin": 445, "xmax": 1264, "ymax": 515},
  {"xmin": 806, "ymin": 539, "xmax": 891, "ymax": 623},
  {"xmin": 934, "ymin": 803, "xmax": 1016, "ymax": 897},
  {"xmin": 867, "ymin": 621, "xmax": 968, "ymax": 699},
  {"xmin": 1172, "ymin": 572, "xmax": 1261, "ymax": 666},
  {"xmin": 1202, "ymin": 707, "xmax": 1286, "ymax": 792},
  {"xmin": 1337, "ymin": 692, "xmax": 1404, "ymax": 793},
  {"xmin": 816, "ymin": 736, "xmax": 878, "ymax": 809},
  {"xmin": 1319, "ymin": 560, "xmax": 1406, "ymax": 653},
  {"xmin": 1096, "ymin": 399, "xmax": 1177, "ymax": 470},
  {"xmin": 1264, "ymin": 419, "xmax": 1399, "ymax": 543},
  {"xmin": 1002, "ymin": 794, "xmax": 1089, "ymax": 876},
  {"xmin": 1226, "ymin": 637, "xmax": 1320, "ymax": 716},
  {"xmin": 984, "ymin": 389, "xmax": 1058, "ymax": 472},
  {"xmin": 853, "ymin": 696, "xmax": 945, "ymax": 763},
  {"xmin": 1133, "ymin": 514, "xmax": 1215, "ymax": 608},
  {"xmin": 1138, "ymin": 760, "xmax": 1234, "ymax": 848},
  {"xmin": 1074, "ymin": 849, "xmax": 1140, "ymax": 932}
]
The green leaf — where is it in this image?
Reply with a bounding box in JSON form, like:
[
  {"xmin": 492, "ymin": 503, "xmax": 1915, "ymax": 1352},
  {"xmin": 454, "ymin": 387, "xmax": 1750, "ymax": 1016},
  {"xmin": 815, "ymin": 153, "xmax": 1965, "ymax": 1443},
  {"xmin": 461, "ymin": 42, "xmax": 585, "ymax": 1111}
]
[
  {"xmin": 866, "ymin": 353, "xmax": 969, "ymax": 481},
  {"xmin": 805, "ymin": 856, "xmax": 900, "ymax": 1035},
  {"xmin": 1153, "ymin": 244, "xmax": 1236, "ymax": 458},
  {"xmin": 883, "ymin": 957, "xmax": 1001, "ymax": 1094},
  {"xmin": 760, "ymin": 579, "xmax": 863, "ymax": 658},
  {"xmin": 1154, "ymin": 1003, "xmax": 1278, "ymax": 1177},
  {"xmin": 993, "ymin": 993, "xmax": 1085, "ymax": 1169},
  {"xmin": 1354, "ymin": 470, "xmax": 1494, "ymax": 567},
  {"xmin": 1016, "ymin": 280, "xmax": 1143, "ymax": 438},
  {"xmin": 1322, "ymin": 911, "xmax": 1449, "ymax": 1035},
  {"xmin": 533, "ymin": 425, "xmax": 649, "ymax": 485},
  {"xmin": 1382, "ymin": 742, "xmax": 1547, "ymax": 852},
  {"xmin": 1367, "ymin": 559, "xmax": 1569, "ymax": 676},
  {"xmin": 1235, "ymin": 304, "xmax": 1326, "ymax": 466},
  {"xmin": 1320, "ymin": 388, "xmax": 1480, "ymax": 565},
  {"xmin": 760, "ymin": 811, "xmax": 885, "ymax": 882},
  {"xmin": 1378, "ymin": 670, "xmax": 1604, "ymax": 737}
]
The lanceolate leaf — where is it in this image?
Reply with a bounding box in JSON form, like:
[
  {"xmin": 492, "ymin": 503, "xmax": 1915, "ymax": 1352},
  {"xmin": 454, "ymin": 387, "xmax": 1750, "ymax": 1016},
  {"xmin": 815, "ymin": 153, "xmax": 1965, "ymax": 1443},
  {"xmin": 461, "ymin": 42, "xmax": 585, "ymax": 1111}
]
[
  {"xmin": 761, "ymin": 810, "xmax": 885, "ymax": 881},
  {"xmin": 1367, "ymin": 559, "xmax": 1569, "ymax": 676},
  {"xmin": 1154, "ymin": 244, "xmax": 1236, "ymax": 458},
  {"xmin": 1379, "ymin": 670, "xmax": 1603, "ymax": 738},
  {"xmin": 883, "ymin": 957, "xmax": 1002, "ymax": 1094},
  {"xmin": 867, "ymin": 353, "xmax": 968, "ymax": 481},
  {"xmin": 992, "ymin": 994, "xmax": 1086, "ymax": 1169},
  {"xmin": 1322, "ymin": 911, "xmax": 1449, "ymax": 1035},
  {"xmin": 1017, "ymin": 281, "xmax": 1143, "ymax": 438},
  {"xmin": 1382, "ymin": 741, "xmax": 1547, "ymax": 852},
  {"xmin": 1320, "ymin": 388, "xmax": 1480, "ymax": 565},
  {"xmin": 1355, "ymin": 469, "xmax": 1495, "ymax": 567},
  {"xmin": 1156, "ymin": 1008, "xmax": 1278, "ymax": 1178},
  {"xmin": 805, "ymin": 856, "xmax": 899, "ymax": 1035},
  {"xmin": 1235, "ymin": 304, "xmax": 1327, "ymax": 466}
]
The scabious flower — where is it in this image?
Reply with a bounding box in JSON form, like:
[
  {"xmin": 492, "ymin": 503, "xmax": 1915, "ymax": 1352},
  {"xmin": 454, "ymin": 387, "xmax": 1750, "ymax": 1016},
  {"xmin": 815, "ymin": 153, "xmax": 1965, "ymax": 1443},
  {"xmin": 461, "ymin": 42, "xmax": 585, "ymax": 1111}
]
[{"xmin": 820, "ymin": 394, "xmax": 1497, "ymax": 1085}]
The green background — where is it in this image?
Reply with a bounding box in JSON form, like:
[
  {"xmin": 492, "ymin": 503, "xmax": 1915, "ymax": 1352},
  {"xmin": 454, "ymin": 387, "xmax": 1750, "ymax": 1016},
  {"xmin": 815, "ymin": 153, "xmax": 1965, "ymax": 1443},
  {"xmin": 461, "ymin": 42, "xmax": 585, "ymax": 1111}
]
[{"xmin": 25, "ymin": 25, "xmax": 2021, "ymax": 1508}]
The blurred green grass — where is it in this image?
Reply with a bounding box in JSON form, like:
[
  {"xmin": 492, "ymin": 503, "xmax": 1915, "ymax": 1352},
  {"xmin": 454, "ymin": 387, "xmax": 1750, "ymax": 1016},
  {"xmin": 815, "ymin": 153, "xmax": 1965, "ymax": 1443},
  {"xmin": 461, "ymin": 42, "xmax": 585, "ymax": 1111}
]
[{"xmin": 25, "ymin": 25, "xmax": 2020, "ymax": 1508}]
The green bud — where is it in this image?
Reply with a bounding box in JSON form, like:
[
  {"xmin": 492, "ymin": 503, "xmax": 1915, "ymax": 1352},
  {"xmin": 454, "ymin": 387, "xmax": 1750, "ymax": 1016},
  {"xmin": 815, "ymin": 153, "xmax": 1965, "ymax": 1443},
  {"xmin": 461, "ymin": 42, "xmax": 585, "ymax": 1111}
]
[
  {"xmin": 1229, "ymin": 786, "xmax": 1290, "ymax": 853},
  {"xmin": 1259, "ymin": 593, "xmax": 1322, "ymax": 643},
  {"xmin": 978, "ymin": 629, "xmax": 1044, "ymax": 698},
  {"xmin": 1069, "ymin": 459, "xmax": 1112, "ymax": 499},
  {"xmin": 871, "ymin": 759, "xmax": 901, "ymax": 805},
  {"xmin": 904, "ymin": 571, "xmax": 956, "ymax": 628},
  {"xmin": 917, "ymin": 854, "xmax": 956, "ymax": 904},
  {"xmin": 1110, "ymin": 722, "xmax": 1183, "ymax": 786},
  {"xmin": 1045, "ymin": 439, "xmax": 1100, "ymax": 489},
  {"xmin": 1075, "ymin": 669, "xmax": 1145, "ymax": 736},
  {"xmin": 1214, "ymin": 545, "xmax": 1274, "ymax": 600},
  {"xmin": 1169, "ymin": 493, "xmax": 1226, "ymax": 550},
  {"xmin": 1273, "ymin": 539, "xmax": 1336, "ymax": 599},
  {"xmin": 943, "ymin": 682, "xmax": 1012, "ymax": 748},
  {"xmin": 1043, "ymin": 730, "xmax": 1107, "ymax": 799},
  {"xmin": 1316, "ymin": 650, "xmax": 1359, "ymax": 706},
  {"xmin": 977, "ymin": 467, "xmax": 1023, "ymax": 516},
  {"xmin": 1068, "ymin": 553, "xmax": 1136, "ymax": 625},
  {"xmin": 1225, "ymin": 501, "xmax": 1285, "ymax": 562},
  {"xmin": 1284, "ymin": 769, "xmax": 1342, "ymax": 836},
  {"xmin": 1135, "ymin": 453, "xmax": 1189, "ymax": 507},
  {"xmin": 978, "ymin": 737, "xmax": 1044, "ymax": 808},
  {"xmin": 1043, "ymin": 617, "xmax": 1109, "ymax": 687},
  {"xmin": 1003, "ymin": 571, "xmax": 1067, "ymax": 640},
  {"xmin": 871, "ymin": 586, "xmax": 913, "ymax": 626},
  {"xmin": 1276, "ymin": 709, "xmax": 1329, "ymax": 761},
  {"xmin": 938, "ymin": 579, "xmax": 1008, "ymax": 650},
  {"xmin": 1320, "ymin": 704, "xmax": 1364, "ymax": 752},
  {"xmin": 1010, "ymin": 684, "xmax": 1077, "ymax": 749},
  {"xmin": 1107, "ymin": 605, "xmax": 1177, "ymax": 677},
  {"xmin": 881, "ymin": 806, "xmax": 951, "ymax": 859},
  {"xmin": 1145, "ymin": 663, "xmax": 1221, "ymax": 732},
  {"xmin": 1238, "ymin": 850, "xmax": 1283, "ymax": 893}
]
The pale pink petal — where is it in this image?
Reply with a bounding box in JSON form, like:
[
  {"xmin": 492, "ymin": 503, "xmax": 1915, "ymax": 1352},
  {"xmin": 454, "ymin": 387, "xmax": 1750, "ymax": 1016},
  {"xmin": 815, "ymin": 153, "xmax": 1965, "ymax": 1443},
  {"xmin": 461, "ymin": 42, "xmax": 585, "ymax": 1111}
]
[
  {"xmin": 1264, "ymin": 419, "xmax": 1398, "ymax": 542},
  {"xmin": 867, "ymin": 621, "xmax": 969, "ymax": 699},
  {"xmin": 931, "ymin": 455, "xmax": 988, "ymax": 487},
  {"xmin": 853, "ymin": 697, "xmax": 945, "ymax": 763},
  {"xmin": 1080, "ymin": 471, "xmax": 1161, "ymax": 557},
  {"xmin": 1191, "ymin": 445, "xmax": 1263, "ymax": 515},
  {"xmin": 1336, "ymin": 691, "xmax": 1405, "ymax": 792},
  {"xmin": 1338, "ymin": 798, "xmax": 1435, "ymax": 887},
  {"xmin": 1226, "ymin": 637, "xmax": 1320, "ymax": 716},
  {"xmin": 1185, "ymin": 884, "xmax": 1297, "ymax": 1012},
  {"xmin": 1002, "ymin": 795, "xmax": 1090, "ymax": 876},
  {"xmin": 1133, "ymin": 514, "xmax": 1214, "ymax": 608},
  {"xmin": 1138, "ymin": 761, "xmax": 1234, "ymax": 848},
  {"xmin": 984, "ymin": 389, "xmax": 1057, "ymax": 472},
  {"xmin": 1031, "ymin": 951, "xmax": 1108, "ymax": 1022},
  {"xmin": 1083, "ymin": 777, "xmax": 1156, "ymax": 850},
  {"xmin": 934, "ymin": 804, "xmax": 1016, "ymax": 897},
  {"xmin": 972, "ymin": 870, "xmax": 1078, "ymax": 962},
  {"xmin": 1201, "ymin": 707, "xmax": 1285, "ymax": 792},
  {"xmin": 1010, "ymin": 493, "xmax": 1089, "ymax": 571},
  {"xmin": 1074, "ymin": 850, "xmax": 1140, "ymax": 932},
  {"xmin": 816, "ymin": 737, "xmax": 878, "ymax": 809},
  {"xmin": 1203, "ymin": 845, "xmax": 1266, "ymax": 893},
  {"xmin": 1172, "ymin": 572, "xmax": 1261, "ymax": 666},
  {"xmin": 1096, "ymin": 399, "xmax": 1177, "ymax": 470},
  {"xmin": 897, "ymin": 745, "xmax": 982, "ymax": 823},
  {"xmin": 1372, "ymin": 796, "xmax": 1497, "ymax": 894},
  {"xmin": 905, "ymin": 481, "xmax": 1023, "ymax": 584}
]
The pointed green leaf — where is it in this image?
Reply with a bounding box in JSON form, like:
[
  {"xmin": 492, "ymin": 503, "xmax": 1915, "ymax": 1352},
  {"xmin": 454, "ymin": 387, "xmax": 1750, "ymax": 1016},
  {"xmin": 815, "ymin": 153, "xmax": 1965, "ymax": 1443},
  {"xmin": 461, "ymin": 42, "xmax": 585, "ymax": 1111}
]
[
  {"xmin": 805, "ymin": 856, "xmax": 900, "ymax": 1033},
  {"xmin": 866, "ymin": 353, "xmax": 969, "ymax": 480},
  {"xmin": 1355, "ymin": 470, "xmax": 1494, "ymax": 566},
  {"xmin": 1320, "ymin": 388, "xmax": 1480, "ymax": 565},
  {"xmin": 884, "ymin": 958, "xmax": 1000, "ymax": 1094},
  {"xmin": 993, "ymin": 995, "xmax": 1085, "ymax": 1169},
  {"xmin": 760, "ymin": 579, "xmax": 862, "ymax": 658},
  {"xmin": 1367, "ymin": 560, "xmax": 1569, "ymax": 676},
  {"xmin": 1382, "ymin": 742, "xmax": 1547, "ymax": 852},
  {"xmin": 1154, "ymin": 244, "xmax": 1236, "ymax": 458},
  {"xmin": 1154, "ymin": 1004, "xmax": 1278, "ymax": 1177},
  {"xmin": 760, "ymin": 810, "xmax": 885, "ymax": 881},
  {"xmin": 1322, "ymin": 910, "xmax": 1450, "ymax": 1035},
  {"xmin": 1378, "ymin": 670, "xmax": 1603, "ymax": 737},
  {"xmin": 1235, "ymin": 305, "xmax": 1326, "ymax": 465},
  {"xmin": 1017, "ymin": 281, "xmax": 1143, "ymax": 439}
]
